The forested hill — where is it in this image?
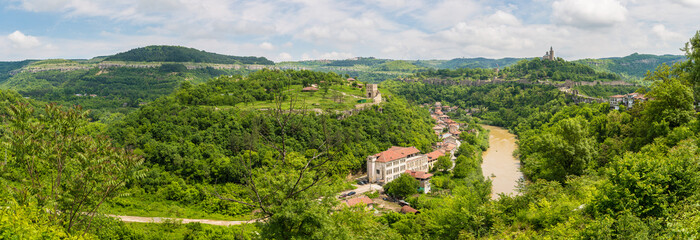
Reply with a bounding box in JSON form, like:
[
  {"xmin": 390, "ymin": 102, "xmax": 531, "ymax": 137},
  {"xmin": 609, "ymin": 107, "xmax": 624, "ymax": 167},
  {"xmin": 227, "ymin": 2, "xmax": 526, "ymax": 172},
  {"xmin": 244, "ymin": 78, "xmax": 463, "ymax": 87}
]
[
  {"xmin": 502, "ymin": 58, "xmax": 620, "ymax": 81},
  {"xmin": 574, "ymin": 53, "xmax": 685, "ymax": 78},
  {"xmin": 409, "ymin": 58, "xmax": 620, "ymax": 82},
  {"xmin": 430, "ymin": 57, "xmax": 523, "ymax": 69},
  {"xmin": 0, "ymin": 60, "xmax": 35, "ymax": 81},
  {"xmin": 105, "ymin": 45, "xmax": 274, "ymax": 65}
]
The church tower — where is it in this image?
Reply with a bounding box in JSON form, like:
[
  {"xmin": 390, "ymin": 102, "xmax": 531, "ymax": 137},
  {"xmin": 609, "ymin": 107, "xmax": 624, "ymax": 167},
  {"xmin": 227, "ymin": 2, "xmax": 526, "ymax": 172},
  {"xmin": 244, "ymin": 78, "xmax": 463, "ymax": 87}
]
[{"xmin": 549, "ymin": 47, "xmax": 554, "ymax": 60}]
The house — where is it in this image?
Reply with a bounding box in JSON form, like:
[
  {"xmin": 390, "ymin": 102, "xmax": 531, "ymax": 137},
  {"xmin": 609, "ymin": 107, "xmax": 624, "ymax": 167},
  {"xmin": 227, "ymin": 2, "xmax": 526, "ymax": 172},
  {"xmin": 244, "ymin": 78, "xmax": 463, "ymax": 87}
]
[
  {"xmin": 344, "ymin": 195, "xmax": 374, "ymax": 208},
  {"xmin": 405, "ymin": 170, "xmax": 433, "ymax": 193},
  {"xmin": 400, "ymin": 205, "xmax": 419, "ymax": 214},
  {"xmin": 441, "ymin": 133, "xmax": 452, "ymax": 139},
  {"xmin": 367, "ymin": 146, "xmax": 429, "ymax": 185},
  {"xmin": 425, "ymin": 149, "xmax": 446, "ymax": 169},
  {"xmin": 609, "ymin": 93, "xmax": 647, "ymax": 110},
  {"xmin": 432, "ymin": 126, "xmax": 444, "ymax": 135},
  {"xmin": 302, "ymin": 86, "xmax": 318, "ymax": 92},
  {"xmin": 347, "ymin": 77, "xmax": 356, "ymax": 82},
  {"xmin": 444, "ymin": 143, "xmax": 457, "ymax": 156},
  {"xmin": 448, "ymin": 124, "xmax": 461, "ymax": 135},
  {"xmin": 443, "ymin": 135, "xmax": 458, "ymax": 145}
]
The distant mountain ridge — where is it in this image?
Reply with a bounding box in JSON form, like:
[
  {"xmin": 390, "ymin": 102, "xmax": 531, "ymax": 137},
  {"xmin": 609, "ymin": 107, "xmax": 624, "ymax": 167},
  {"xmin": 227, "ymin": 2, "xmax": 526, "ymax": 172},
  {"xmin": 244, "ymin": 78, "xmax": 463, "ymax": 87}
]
[
  {"xmin": 105, "ymin": 45, "xmax": 274, "ymax": 65},
  {"xmin": 573, "ymin": 53, "xmax": 685, "ymax": 78}
]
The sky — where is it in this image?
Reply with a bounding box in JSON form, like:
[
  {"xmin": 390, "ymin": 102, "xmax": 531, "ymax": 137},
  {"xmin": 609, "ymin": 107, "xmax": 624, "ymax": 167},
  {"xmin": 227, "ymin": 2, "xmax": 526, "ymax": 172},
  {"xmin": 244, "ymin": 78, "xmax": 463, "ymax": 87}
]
[{"xmin": 1, "ymin": 0, "xmax": 699, "ymax": 62}]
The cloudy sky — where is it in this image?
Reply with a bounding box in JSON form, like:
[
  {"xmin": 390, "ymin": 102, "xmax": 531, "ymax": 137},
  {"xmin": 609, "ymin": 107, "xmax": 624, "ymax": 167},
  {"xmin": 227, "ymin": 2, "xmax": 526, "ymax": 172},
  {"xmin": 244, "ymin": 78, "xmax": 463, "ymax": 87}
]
[{"xmin": 1, "ymin": 0, "xmax": 699, "ymax": 62}]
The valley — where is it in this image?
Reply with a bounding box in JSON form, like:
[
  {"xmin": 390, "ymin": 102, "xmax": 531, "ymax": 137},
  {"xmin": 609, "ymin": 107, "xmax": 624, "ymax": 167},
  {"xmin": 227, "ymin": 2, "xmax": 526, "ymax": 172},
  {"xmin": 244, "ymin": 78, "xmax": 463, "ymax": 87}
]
[{"xmin": 2, "ymin": 33, "xmax": 700, "ymax": 239}]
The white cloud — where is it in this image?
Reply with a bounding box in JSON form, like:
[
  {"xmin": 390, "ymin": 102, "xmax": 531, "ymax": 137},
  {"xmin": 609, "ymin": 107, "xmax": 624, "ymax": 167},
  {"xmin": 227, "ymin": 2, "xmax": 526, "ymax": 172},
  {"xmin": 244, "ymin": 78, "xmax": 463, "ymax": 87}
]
[
  {"xmin": 7, "ymin": 31, "xmax": 41, "ymax": 48},
  {"xmin": 552, "ymin": 0, "xmax": 627, "ymax": 28},
  {"xmin": 276, "ymin": 52, "xmax": 293, "ymax": 62},
  {"xmin": 317, "ymin": 51, "xmax": 354, "ymax": 60},
  {"xmin": 1, "ymin": 0, "xmax": 697, "ymax": 61},
  {"xmin": 652, "ymin": 24, "xmax": 685, "ymax": 42},
  {"xmin": 418, "ymin": 0, "xmax": 481, "ymax": 29},
  {"xmin": 672, "ymin": 0, "xmax": 700, "ymax": 7},
  {"xmin": 259, "ymin": 42, "xmax": 275, "ymax": 50},
  {"xmin": 486, "ymin": 11, "xmax": 521, "ymax": 26}
]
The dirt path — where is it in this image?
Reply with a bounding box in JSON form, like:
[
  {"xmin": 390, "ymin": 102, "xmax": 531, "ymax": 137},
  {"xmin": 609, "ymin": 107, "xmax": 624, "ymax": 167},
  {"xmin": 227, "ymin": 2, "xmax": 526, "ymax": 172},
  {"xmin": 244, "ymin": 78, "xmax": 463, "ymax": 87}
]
[{"xmin": 109, "ymin": 215, "xmax": 257, "ymax": 226}]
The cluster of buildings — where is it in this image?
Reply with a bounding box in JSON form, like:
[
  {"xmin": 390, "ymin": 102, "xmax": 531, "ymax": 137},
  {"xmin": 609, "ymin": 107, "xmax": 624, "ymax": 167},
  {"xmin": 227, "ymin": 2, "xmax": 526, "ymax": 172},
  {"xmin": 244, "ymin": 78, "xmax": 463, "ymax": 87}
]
[
  {"xmin": 74, "ymin": 93, "xmax": 98, "ymax": 97},
  {"xmin": 365, "ymin": 102, "xmax": 464, "ymax": 195},
  {"xmin": 609, "ymin": 92, "xmax": 647, "ymax": 110},
  {"xmin": 431, "ymin": 102, "xmax": 463, "ymax": 158}
]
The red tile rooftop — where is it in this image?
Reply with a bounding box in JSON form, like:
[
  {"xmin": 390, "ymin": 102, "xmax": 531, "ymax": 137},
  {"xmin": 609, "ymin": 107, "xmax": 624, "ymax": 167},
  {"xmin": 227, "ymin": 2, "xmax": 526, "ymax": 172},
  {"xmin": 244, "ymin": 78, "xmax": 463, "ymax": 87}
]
[
  {"xmin": 405, "ymin": 170, "xmax": 433, "ymax": 179},
  {"xmin": 373, "ymin": 146, "xmax": 421, "ymax": 163},
  {"xmin": 426, "ymin": 149, "xmax": 446, "ymax": 161},
  {"xmin": 400, "ymin": 205, "xmax": 419, "ymax": 214},
  {"xmin": 344, "ymin": 195, "xmax": 374, "ymax": 207}
]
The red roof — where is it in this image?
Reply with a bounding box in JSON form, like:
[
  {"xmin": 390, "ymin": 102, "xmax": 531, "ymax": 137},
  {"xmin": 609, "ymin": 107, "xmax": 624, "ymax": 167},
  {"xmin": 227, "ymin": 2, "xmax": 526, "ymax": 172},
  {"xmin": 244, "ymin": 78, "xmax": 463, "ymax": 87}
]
[
  {"xmin": 400, "ymin": 205, "xmax": 419, "ymax": 214},
  {"xmin": 426, "ymin": 149, "xmax": 445, "ymax": 161},
  {"xmin": 610, "ymin": 95, "xmax": 625, "ymax": 98},
  {"xmin": 405, "ymin": 170, "xmax": 433, "ymax": 180},
  {"xmin": 344, "ymin": 195, "xmax": 374, "ymax": 207},
  {"xmin": 302, "ymin": 86, "xmax": 318, "ymax": 91},
  {"xmin": 347, "ymin": 77, "xmax": 356, "ymax": 81},
  {"xmin": 374, "ymin": 146, "xmax": 421, "ymax": 163}
]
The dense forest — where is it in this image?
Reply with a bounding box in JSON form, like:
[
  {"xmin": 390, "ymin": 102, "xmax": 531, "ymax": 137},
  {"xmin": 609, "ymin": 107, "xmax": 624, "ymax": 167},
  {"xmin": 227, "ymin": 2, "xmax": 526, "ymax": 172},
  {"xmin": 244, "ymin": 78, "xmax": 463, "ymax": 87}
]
[
  {"xmin": 501, "ymin": 58, "xmax": 621, "ymax": 81},
  {"xmin": 1, "ymin": 65, "xmax": 254, "ymax": 119},
  {"xmin": 105, "ymin": 45, "xmax": 274, "ymax": 65},
  {"xmin": 0, "ymin": 60, "xmax": 34, "ymax": 81},
  {"xmin": 407, "ymin": 57, "xmax": 621, "ymax": 83},
  {"xmin": 432, "ymin": 57, "xmax": 523, "ymax": 69}
]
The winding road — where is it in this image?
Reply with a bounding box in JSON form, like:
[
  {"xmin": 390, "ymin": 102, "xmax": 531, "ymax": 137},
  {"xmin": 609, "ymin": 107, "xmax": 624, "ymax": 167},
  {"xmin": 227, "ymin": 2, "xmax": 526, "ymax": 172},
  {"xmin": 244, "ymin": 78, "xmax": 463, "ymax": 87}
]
[{"xmin": 109, "ymin": 215, "xmax": 257, "ymax": 226}]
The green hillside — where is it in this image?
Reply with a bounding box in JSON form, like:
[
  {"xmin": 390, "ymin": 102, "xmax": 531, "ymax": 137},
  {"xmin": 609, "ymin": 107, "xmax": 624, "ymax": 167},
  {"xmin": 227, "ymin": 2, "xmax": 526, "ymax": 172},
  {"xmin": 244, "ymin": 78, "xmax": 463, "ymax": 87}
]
[
  {"xmin": 1, "ymin": 65, "xmax": 251, "ymax": 118},
  {"xmin": 0, "ymin": 60, "xmax": 35, "ymax": 81},
  {"xmin": 436, "ymin": 57, "xmax": 523, "ymax": 69},
  {"xmin": 502, "ymin": 58, "xmax": 620, "ymax": 81},
  {"xmin": 574, "ymin": 53, "xmax": 685, "ymax": 78},
  {"xmin": 105, "ymin": 45, "xmax": 274, "ymax": 65},
  {"xmin": 373, "ymin": 60, "xmax": 423, "ymax": 71}
]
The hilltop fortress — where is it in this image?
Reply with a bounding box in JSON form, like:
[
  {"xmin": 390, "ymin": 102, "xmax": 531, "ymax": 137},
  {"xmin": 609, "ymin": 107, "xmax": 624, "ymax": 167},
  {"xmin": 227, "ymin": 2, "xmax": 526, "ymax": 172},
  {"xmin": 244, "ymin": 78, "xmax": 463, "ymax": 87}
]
[{"xmin": 542, "ymin": 47, "xmax": 555, "ymax": 60}]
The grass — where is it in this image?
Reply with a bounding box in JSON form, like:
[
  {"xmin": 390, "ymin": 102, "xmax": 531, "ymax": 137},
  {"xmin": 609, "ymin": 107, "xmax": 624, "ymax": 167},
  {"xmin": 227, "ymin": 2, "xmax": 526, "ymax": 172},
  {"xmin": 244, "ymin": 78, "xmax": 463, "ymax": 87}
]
[
  {"xmin": 102, "ymin": 196, "xmax": 255, "ymax": 221},
  {"xmin": 123, "ymin": 221, "xmax": 258, "ymax": 240},
  {"xmin": 231, "ymin": 84, "xmax": 373, "ymax": 112}
]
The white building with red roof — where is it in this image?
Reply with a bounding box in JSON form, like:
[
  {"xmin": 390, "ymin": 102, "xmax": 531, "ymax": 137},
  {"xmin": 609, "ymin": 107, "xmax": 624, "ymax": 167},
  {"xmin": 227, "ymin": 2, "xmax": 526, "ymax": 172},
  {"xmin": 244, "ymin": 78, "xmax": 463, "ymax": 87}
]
[
  {"xmin": 425, "ymin": 149, "xmax": 446, "ymax": 169},
  {"xmin": 367, "ymin": 146, "xmax": 429, "ymax": 185}
]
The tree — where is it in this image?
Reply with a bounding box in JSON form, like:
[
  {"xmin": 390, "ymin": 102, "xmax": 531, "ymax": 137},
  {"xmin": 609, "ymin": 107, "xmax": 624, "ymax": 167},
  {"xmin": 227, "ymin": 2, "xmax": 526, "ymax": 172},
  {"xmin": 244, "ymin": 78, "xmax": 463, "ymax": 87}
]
[
  {"xmin": 434, "ymin": 155, "xmax": 452, "ymax": 173},
  {"xmin": 643, "ymin": 65, "xmax": 695, "ymax": 128},
  {"xmin": 384, "ymin": 173, "xmax": 419, "ymax": 199},
  {"xmin": 216, "ymin": 90, "xmax": 348, "ymax": 230},
  {"xmin": 3, "ymin": 103, "xmax": 144, "ymax": 234},
  {"xmin": 680, "ymin": 30, "xmax": 700, "ymax": 101}
]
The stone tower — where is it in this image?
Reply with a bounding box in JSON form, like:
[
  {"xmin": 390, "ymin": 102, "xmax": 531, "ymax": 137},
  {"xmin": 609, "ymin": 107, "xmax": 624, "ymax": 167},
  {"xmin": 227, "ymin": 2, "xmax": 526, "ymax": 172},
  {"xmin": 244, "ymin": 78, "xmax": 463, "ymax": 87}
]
[
  {"xmin": 549, "ymin": 46, "xmax": 554, "ymax": 60},
  {"xmin": 366, "ymin": 84, "xmax": 379, "ymax": 98},
  {"xmin": 542, "ymin": 47, "xmax": 555, "ymax": 60}
]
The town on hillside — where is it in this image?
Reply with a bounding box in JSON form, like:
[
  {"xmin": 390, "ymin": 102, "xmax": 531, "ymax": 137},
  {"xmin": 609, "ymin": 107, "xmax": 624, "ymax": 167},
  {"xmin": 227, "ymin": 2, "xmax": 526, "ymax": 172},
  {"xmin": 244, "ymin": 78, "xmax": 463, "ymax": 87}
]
[{"xmin": 338, "ymin": 102, "xmax": 467, "ymax": 214}]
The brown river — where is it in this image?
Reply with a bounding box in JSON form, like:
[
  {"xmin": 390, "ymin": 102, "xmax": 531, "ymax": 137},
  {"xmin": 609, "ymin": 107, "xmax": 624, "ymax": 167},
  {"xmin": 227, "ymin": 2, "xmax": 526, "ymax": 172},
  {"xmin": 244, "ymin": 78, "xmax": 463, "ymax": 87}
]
[{"xmin": 480, "ymin": 125, "xmax": 523, "ymax": 199}]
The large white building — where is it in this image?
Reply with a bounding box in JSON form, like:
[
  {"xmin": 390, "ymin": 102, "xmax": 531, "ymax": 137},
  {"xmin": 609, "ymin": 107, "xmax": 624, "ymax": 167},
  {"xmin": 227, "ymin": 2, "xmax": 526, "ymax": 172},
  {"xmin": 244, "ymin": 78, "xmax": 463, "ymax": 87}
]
[{"xmin": 367, "ymin": 146, "xmax": 429, "ymax": 184}]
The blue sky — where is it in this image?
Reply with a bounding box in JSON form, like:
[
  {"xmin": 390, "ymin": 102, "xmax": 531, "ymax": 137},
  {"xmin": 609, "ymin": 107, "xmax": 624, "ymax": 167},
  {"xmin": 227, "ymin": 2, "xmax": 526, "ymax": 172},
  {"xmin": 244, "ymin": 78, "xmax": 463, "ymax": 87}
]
[{"xmin": 1, "ymin": 0, "xmax": 699, "ymax": 61}]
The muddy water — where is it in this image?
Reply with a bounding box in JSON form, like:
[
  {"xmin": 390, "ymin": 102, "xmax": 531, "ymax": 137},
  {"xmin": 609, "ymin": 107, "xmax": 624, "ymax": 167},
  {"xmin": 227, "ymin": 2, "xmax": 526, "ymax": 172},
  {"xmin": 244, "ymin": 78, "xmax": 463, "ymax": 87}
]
[{"xmin": 480, "ymin": 125, "xmax": 522, "ymax": 200}]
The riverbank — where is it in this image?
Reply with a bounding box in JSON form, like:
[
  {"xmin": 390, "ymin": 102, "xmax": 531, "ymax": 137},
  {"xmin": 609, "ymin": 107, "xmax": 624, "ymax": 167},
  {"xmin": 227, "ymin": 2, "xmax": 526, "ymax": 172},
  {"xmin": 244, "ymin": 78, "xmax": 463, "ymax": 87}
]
[{"xmin": 480, "ymin": 125, "xmax": 522, "ymax": 199}]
